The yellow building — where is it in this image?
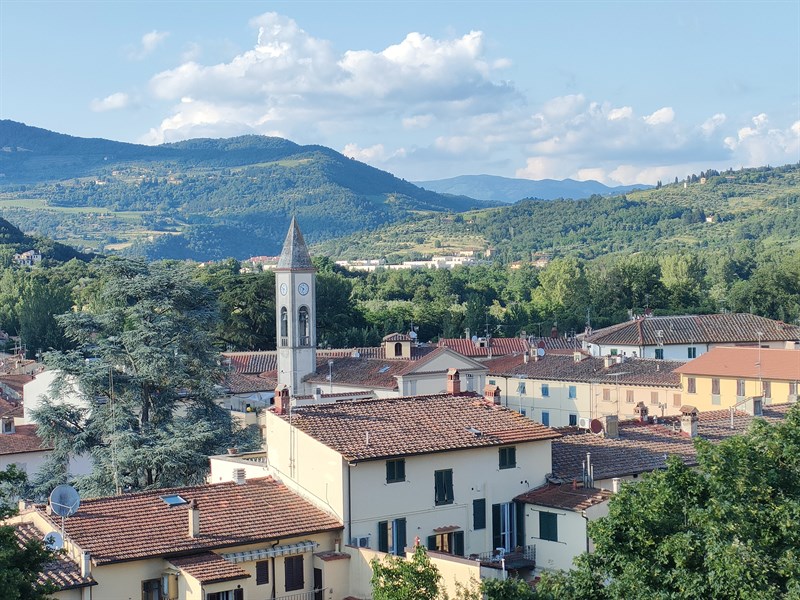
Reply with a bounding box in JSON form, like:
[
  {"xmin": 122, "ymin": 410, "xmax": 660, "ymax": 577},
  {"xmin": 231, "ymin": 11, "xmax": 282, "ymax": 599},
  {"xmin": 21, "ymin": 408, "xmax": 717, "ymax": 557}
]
[{"xmin": 673, "ymin": 347, "xmax": 800, "ymax": 411}]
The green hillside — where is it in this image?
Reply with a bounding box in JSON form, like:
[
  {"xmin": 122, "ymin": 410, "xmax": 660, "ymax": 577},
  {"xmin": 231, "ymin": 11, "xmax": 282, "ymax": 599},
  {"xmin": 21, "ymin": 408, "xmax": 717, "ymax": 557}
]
[
  {"xmin": 0, "ymin": 121, "xmax": 491, "ymax": 260},
  {"xmin": 315, "ymin": 164, "xmax": 800, "ymax": 262}
]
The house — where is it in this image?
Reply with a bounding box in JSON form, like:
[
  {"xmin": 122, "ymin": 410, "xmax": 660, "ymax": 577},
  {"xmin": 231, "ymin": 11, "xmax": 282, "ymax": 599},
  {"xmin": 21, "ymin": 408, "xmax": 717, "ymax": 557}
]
[
  {"xmin": 673, "ymin": 346, "xmax": 800, "ymax": 411},
  {"xmin": 257, "ymin": 387, "xmax": 560, "ymax": 563},
  {"xmin": 484, "ymin": 352, "xmax": 683, "ymax": 427},
  {"xmin": 9, "ymin": 477, "xmax": 344, "ymax": 600},
  {"xmin": 579, "ymin": 313, "xmax": 800, "ymax": 361},
  {"xmin": 13, "ymin": 249, "xmax": 42, "ymax": 267},
  {"xmin": 515, "ymin": 483, "xmax": 612, "ymax": 572}
]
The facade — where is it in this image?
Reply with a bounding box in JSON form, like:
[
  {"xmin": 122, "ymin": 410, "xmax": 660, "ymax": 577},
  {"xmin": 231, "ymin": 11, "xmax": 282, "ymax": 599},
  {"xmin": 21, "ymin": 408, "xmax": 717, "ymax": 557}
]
[
  {"xmin": 484, "ymin": 352, "xmax": 682, "ymax": 427},
  {"xmin": 673, "ymin": 346, "xmax": 800, "ymax": 411},
  {"xmin": 260, "ymin": 392, "xmax": 560, "ymax": 560},
  {"xmin": 580, "ymin": 313, "xmax": 800, "ymax": 361}
]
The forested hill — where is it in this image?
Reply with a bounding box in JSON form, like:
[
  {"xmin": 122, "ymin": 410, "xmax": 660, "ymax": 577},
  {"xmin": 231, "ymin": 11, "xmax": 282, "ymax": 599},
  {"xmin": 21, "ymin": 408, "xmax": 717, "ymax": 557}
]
[
  {"xmin": 0, "ymin": 121, "xmax": 491, "ymax": 260},
  {"xmin": 0, "ymin": 216, "xmax": 91, "ymax": 264},
  {"xmin": 317, "ymin": 163, "xmax": 800, "ymax": 262}
]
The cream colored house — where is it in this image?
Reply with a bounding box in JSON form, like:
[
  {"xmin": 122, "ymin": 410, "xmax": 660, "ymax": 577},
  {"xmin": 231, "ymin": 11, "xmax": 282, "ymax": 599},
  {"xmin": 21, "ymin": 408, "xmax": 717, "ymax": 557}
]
[
  {"xmin": 485, "ymin": 352, "xmax": 683, "ymax": 427},
  {"xmin": 9, "ymin": 478, "xmax": 344, "ymax": 600},
  {"xmin": 260, "ymin": 387, "xmax": 560, "ymax": 561},
  {"xmin": 673, "ymin": 347, "xmax": 800, "ymax": 411}
]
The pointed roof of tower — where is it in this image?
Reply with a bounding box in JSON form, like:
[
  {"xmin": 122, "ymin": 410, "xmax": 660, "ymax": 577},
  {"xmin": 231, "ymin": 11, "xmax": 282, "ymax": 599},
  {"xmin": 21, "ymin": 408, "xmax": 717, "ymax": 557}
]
[{"xmin": 276, "ymin": 217, "xmax": 314, "ymax": 271}]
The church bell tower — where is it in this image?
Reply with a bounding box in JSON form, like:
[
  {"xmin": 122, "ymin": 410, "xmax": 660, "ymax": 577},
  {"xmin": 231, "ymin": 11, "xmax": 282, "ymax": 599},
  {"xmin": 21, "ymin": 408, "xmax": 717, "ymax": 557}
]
[{"xmin": 275, "ymin": 218, "xmax": 317, "ymax": 396}]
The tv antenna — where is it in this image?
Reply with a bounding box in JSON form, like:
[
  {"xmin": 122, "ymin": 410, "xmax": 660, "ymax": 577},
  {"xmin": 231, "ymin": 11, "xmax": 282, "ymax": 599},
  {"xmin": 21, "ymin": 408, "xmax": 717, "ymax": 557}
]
[{"xmin": 49, "ymin": 484, "xmax": 81, "ymax": 538}]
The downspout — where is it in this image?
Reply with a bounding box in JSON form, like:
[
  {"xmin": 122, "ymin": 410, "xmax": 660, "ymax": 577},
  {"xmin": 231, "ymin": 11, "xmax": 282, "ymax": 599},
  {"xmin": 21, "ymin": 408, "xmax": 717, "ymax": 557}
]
[
  {"xmin": 581, "ymin": 510, "xmax": 590, "ymax": 553},
  {"xmin": 347, "ymin": 462, "xmax": 354, "ymax": 543},
  {"xmin": 270, "ymin": 539, "xmax": 281, "ymax": 599}
]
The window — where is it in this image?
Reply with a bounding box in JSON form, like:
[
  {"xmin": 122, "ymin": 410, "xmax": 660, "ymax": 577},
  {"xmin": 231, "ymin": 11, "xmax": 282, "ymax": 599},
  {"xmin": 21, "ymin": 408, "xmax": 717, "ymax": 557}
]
[
  {"xmin": 517, "ymin": 381, "xmax": 526, "ymax": 395},
  {"xmin": 539, "ymin": 511, "xmax": 558, "ymax": 542},
  {"xmin": 298, "ymin": 306, "xmax": 310, "ymax": 346},
  {"xmin": 655, "ymin": 348, "xmax": 664, "ymax": 360},
  {"xmin": 492, "ymin": 502, "xmax": 523, "ymax": 552},
  {"xmin": 434, "ymin": 469, "xmax": 454, "ymax": 505},
  {"xmin": 256, "ymin": 560, "xmax": 269, "ymax": 585},
  {"xmin": 206, "ymin": 592, "xmax": 243, "ymax": 600},
  {"xmin": 499, "ymin": 446, "xmax": 516, "ymax": 469},
  {"xmin": 610, "ymin": 348, "xmax": 618, "ymax": 356},
  {"xmin": 603, "ymin": 388, "xmax": 611, "ymax": 402},
  {"xmin": 394, "ymin": 342, "xmax": 402, "ymax": 357},
  {"xmin": 489, "ymin": 379, "xmax": 496, "ymax": 385},
  {"xmin": 626, "ymin": 389, "xmax": 634, "ymax": 403},
  {"xmin": 427, "ymin": 531, "xmax": 464, "ymax": 556},
  {"xmin": 650, "ymin": 391, "xmax": 659, "ymax": 405},
  {"xmin": 541, "ymin": 384, "xmax": 549, "ymax": 397},
  {"xmin": 569, "ymin": 414, "xmax": 577, "ymax": 427},
  {"xmin": 142, "ymin": 579, "xmax": 161, "ymax": 600},
  {"xmin": 673, "ymin": 393, "xmax": 682, "ymax": 407},
  {"xmin": 280, "ymin": 307, "xmax": 288, "ymax": 346},
  {"xmin": 762, "ymin": 380, "xmax": 771, "ymax": 399},
  {"xmin": 790, "ymin": 381, "xmax": 798, "ymax": 396},
  {"xmin": 687, "ymin": 347, "xmax": 697, "ymax": 359},
  {"xmin": 378, "ymin": 518, "xmax": 407, "ymax": 555},
  {"xmin": 568, "ymin": 385, "xmax": 576, "ymax": 399},
  {"xmin": 386, "ymin": 459, "xmax": 405, "ymax": 484},
  {"xmin": 737, "ymin": 379, "xmax": 746, "ymax": 397},
  {"xmin": 687, "ymin": 377, "xmax": 696, "ymax": 394},
  {"xmin": 541, "ymin": 411, "xmax": 550, "ymax": 426},
  {"xmin": 285, "ymin": 555, "xmax": 304, "ymax": 592},
  {"xmin": 712, "ymin": 378, "xmax": 720, "ymax": 395},
  {"xmin": 473, "ymin": 499, "xmax": 486, "ymax": 530}
]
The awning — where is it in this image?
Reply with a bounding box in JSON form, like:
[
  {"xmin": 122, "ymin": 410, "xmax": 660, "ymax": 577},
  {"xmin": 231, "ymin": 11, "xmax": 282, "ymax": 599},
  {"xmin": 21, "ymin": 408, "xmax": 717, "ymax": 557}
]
[
  {"xmin": 432, "ymin": 525, "xmax": 461, "ymax": 533},
  {"xmin": 221, "ymin": 540, "xmax": 318, "ymax": 564}
]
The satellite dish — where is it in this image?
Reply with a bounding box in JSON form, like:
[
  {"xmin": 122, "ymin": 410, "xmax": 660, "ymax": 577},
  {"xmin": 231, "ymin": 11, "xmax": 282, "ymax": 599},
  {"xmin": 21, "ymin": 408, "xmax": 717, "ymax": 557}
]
[
  {"xmin": 471, "ymin": 335, "xmax": 478, "ymax": 343},
  {"xmin": 590, "ymin": 419, "xmax": 604, "ymax": 434},
  {"xmin": 49, "ymin": 484, "xmax": 80, "ymax": 518},
  {"xmin": 409, "ymin": 331, "xmax": 417, "ymax": 339},
  {"xmin": 43, "ymin": 531, "xmax": 63, "ymax": 550},
  {"xmin": 537, "ymin": 348, "xmax": 545, "ymax": 357}
]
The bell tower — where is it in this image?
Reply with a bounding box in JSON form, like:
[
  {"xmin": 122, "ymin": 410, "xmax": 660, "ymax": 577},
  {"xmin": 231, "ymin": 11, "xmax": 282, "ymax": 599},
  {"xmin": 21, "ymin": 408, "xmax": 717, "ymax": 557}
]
[{"xmin": 275, "ymin": 218, "xmax": 316, "ymax": 396}]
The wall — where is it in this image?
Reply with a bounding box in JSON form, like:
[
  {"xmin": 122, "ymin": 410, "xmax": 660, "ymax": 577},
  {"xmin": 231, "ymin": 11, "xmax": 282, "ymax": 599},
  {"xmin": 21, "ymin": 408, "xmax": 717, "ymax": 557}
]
[
  {"xmin": 679, "ymin": 373, "xmax": 796, "ymax": 411},
  {"xmin": 21, "ymin": 370, "xmax": 86, "ymax": 424},
  {"xmin": 207, "ymin": 452, "xmax": 269, "ymax": 484}
]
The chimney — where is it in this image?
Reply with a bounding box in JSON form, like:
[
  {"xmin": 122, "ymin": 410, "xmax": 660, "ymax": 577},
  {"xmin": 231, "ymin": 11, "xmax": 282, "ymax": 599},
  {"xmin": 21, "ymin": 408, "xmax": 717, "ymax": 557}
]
[
  {"xmin": 465, "ymin": 328, "xmax": 470, "ymax": 340},
  {"xmin": 484, "ymin": 384, "xmax": 501, "ymax": 405},
  {"xmin": 80, "ymin": 552, "xmax": 91, "ymax": 577},
  {"xmin": 573, "ymin": 352, "xmax": 583, "ymax": 363},
  {"xmin": 523, "ymin": 352, "xmax": 529, "ymax": 364},
  {"xmin": 188, "ymin": 499, "xmax": 200, "ymax": 538},
  {"xmin": 274, "ymin": 385, "xmax": 290, "ymax": 415},
  {"xmin": 680, "ymin": 405, "xmax": 699, "ymax": 437},
  {"xmin": 634, "ymin": 401, "xmax": 649, "ymax": 423},
  {"xmin": 314, "ymin": 387, "xmax": 322, "ymax": 403},
  {"xmin": 604, "ymin": 356, "xmax": 613, "ymax": 368},
  {"xmin": 550, "ymin": 325, "xmax": 558, "ymax": 339},
  {"xmin": 603, "ymin": 415, "xmax": 619, "ymax": 439},
  {"xmin": 611, "ymin": 478, "xmax": 622, "ymax": 493},
  {"xmin": 446, "ymin": 368, "xmax": 461, "ymax": 395}
]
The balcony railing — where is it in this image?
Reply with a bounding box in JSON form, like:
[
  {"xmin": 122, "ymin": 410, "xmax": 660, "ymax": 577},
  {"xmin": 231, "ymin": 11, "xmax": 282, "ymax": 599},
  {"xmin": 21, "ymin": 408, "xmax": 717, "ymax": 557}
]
[
  {"xmin": 472, "ymin": 545, "xmax": 536, "ymax": 569},
  {"xmin": 271, "ymin": 588, "xmax": 327, "ymax": 600}
]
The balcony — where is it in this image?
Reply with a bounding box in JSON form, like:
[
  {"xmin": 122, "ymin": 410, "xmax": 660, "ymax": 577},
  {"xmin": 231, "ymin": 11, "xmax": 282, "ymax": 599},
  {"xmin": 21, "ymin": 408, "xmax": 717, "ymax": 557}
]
[
  {"xmin": 472, "ymin": 545, "xmax": 536, "ymax": 571},
  {"xmin": 272, "ymin": 588, "xmax": 327, "ymax": 600}
]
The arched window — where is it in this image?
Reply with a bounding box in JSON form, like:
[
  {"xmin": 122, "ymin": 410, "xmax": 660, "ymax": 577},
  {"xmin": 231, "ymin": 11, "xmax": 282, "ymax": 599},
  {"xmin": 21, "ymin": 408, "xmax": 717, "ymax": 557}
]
[
  {"xmin": 280, "ymin": 307, "xmax": 288, "ymax": 346},
  {"xmin": 394, "ymin": 342, "xmax": 403, "ymax": 357},
  {"xmin": 298, "ymin": 306, "xmax": 310, "ymax": 346}
]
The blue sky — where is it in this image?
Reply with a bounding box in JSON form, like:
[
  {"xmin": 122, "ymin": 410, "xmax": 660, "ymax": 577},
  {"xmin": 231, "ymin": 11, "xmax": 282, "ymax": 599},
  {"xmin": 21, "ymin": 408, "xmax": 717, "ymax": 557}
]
[{"xmin": 1, "ymin": 1, "xmax": 798, "ymax": 184}]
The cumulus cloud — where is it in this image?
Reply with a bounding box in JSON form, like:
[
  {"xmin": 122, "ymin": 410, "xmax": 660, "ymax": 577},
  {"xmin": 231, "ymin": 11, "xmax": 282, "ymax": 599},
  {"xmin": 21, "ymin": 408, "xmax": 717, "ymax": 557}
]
[
  {"xmin": 90, "ymin": 92, "xmax": 131, "ymax": 112},
  {"xmin": 701, "ymin": 113, "xmax": 726, "ymax": 136},
  {"xmin": 643, "ymin": 107, "xmax": 675, "ymax": 125},
  {"xmin": 129, "ymin": 30, "xmax": 169, "ymax": 60},
  {"xmin": 343, "ymin": 143, "xmax": 406, "ymax": 162}
]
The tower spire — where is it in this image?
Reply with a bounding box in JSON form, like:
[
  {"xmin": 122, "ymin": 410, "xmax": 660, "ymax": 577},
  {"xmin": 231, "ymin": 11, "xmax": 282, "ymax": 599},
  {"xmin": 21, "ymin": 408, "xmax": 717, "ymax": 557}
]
[{"xmin": 276, "ymin": 217, "xmax": 314, "ymax": 271}]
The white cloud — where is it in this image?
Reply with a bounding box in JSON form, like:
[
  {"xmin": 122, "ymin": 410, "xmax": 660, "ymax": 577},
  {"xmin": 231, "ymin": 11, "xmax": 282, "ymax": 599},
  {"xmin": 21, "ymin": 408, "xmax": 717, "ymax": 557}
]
[
  {"xmin": 643, "ymin": 107, "xmax": 675, "ymax": 125},
  {"xmin": 402, "ymin": 114, "xmax": 434, "ymax": 129},
  {"xmin": 608, "ymin": 106, "xmax": 633, "ymax": 121},
  {"xmin": 701, "ymin": 113, "xmax": 726, "ymax": 136},
  {"xmin": 129, "ymin": 30, "xmax": 169, "ymax": 60},
  {"xmin": 343, "ymin": 143, "xmax": 406, "ymax": 163},
  {"xmin": 90, "ymin": 92, "xmax": 131, "ymax": 112}
]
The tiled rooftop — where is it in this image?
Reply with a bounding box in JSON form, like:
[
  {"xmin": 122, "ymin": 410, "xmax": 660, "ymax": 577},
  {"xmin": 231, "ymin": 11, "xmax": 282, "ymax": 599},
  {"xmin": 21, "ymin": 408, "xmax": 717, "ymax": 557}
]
[
  {"xmin": 581, "ymin": 313, "xmax": 800, "ymax": 347},
  {"xmin": 222, "ymin": 351, "xmax": 277, "ymax": 375},
  {"xmin": 673, "ymin": 347, "xmax": 800, "ymax": 379},
  {"xmin": 439, "ymin": 337, "xmax": 530, "ymax": 358},
  {"xmin": 51, "ymin": 478, "xmax": 341, "ymax": 565},
  {"xmin": 515, "ymin": 483, "xmax": 613, "ymax": 512},
  {"xmin": 168, "ymin": 552, "xmax": 250, "ymax": 584},
  {"xmin": 0, "ymin": 373, "xmax": 34, "ymax": 396},
  {"xmin": 279, "ymin": 393, "xmax": 561, "ymax": 462},
  {"xmin": 551, "ymin": 403, "xmax": 796, "ymax": 481},
  {"xmin": 223, "ymin": 372, "xmax": 275, "ymax": 394},
  {"xmin": 0, "ymin": 424, "xmax": 50, "ymax": 455},
  {"xmin": 14, "ymin": 522, "xmax": 96, "ymax": 591},
  {"xmin": 484, "ymin": 354, "xmax": 682, "ymax": 387}
]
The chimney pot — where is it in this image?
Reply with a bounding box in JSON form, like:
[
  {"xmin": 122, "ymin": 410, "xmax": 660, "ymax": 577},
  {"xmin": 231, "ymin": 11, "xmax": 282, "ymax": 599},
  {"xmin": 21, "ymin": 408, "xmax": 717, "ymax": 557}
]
[
  {"xmin": 81, "ymin": 552, "xmax": 91, "ymax": 577},
  {"xmin": 188, "ymin": 499, "xmax": 200, "ymax": 538},
  {"xmin": 446, "ymin": 368, "xmax": 461, "ymax": 395}
]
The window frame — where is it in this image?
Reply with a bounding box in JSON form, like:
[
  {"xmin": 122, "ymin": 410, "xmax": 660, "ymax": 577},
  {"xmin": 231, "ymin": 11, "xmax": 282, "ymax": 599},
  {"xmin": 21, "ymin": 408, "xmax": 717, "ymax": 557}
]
[
  {"xmin": 284, "ymin": 555, "xmax": 305, "ymax": 592},
  {"xmin": 142, "ymin": 579, "xmax": 161, "ymax": 600},
  {"xmin": 687, "ymin": 377, "xmax": 696, "ymax": 394},
  {"xmin": 434, "ymin": 469, "xmax": 454, "ymax": 506},
  {"xmin": 655, "ymin": 348, "xmax": 664, "ymax": 360},
  {"xmin": 541, "ymin": 383, "xmax": 549, "ymax": 397},
  {"xmin": 386, "ymin": 459, "xmax": 406, "ymax": 484},
  {"xmin": 473, "ymin": 499, "xmax": 486, "ymax": 530},
  {"xmin": 539, "ymin": 511, "xmax": 558, "ymax": 542},
  {"xmin": 498, "ymin": 446, "xmax": 516, "ymax": 470},
  {"xmin": 256, "ymin": 560, "xmax": 269, "ymax": 585},
  {"xmin": 568, "ymin": 385, "xmax": 577, "ymax": 399}
]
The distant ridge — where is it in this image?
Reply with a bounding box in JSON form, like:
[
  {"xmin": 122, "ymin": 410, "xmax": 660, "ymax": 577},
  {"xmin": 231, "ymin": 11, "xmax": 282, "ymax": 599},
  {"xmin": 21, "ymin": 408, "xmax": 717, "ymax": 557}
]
[{"xmin": 414, "ymin": 174, "xmax": 651, "ymax": 203}]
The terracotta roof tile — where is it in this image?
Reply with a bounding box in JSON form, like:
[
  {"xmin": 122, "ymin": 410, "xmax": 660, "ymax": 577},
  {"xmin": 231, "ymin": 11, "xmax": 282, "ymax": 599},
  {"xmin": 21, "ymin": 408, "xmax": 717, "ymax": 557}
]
[
  {"xmin": 0, "ymin": 374, "xmax": 34, "ymax": 397},
  {"xmin": 582, "ymin": 313, "xmax": 800, "ymax": 346},
  {"xmin": 223, "ymin": 372, "xmax": 275, "ymax": 394},
  {"xmin": 280, "ymin": 393, "xmax": 560, "ymax": 462},
  {"xmin": 0, "ymin": 424, "xmax": 50, "ymax": 455},
  {"xmin": 222, "ymin": 352, "xmax": 277, "ymax": 374},
  {"xmin": 484, "ymin": 354, "xmax": 681, "ymax": 387},
  {"xmin": 14, "ymin": 523, "xmax": 96, "ymax": 590},
  {"xmin": 54, "ymin": 478, "xmax": 341, "ymax": 565},
  {"xmin": 382, "ymin": 333, "xmax": 412, "ymax": 342},
  {"xmin": 515, "ymin": 483, "xmax": 613, "ymax": 511},
  {"xmin": 304, "ymin": 357, "xmax": 406, "ymax": 390},
  {"xmin": 673, "ymin": 347, "xmax": 800, "ymax": 379},
  {"xmin": 439, "ymin": 338, "xmax": 530, "ymax": 358},
  {"xmin": 168, "ymin": 552, "xmax": 250, "ymax": 584}
]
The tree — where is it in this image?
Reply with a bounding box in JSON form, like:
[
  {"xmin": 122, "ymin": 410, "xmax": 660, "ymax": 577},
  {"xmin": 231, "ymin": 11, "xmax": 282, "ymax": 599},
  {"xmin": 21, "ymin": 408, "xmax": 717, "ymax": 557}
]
[
  {"xmin": 371, "ymin": 545, "xmax": 441, "ymax": 600},
  {"xmin": 33, "ymin": 258, "xmax": 246, "ymax": 496},
  {"xmin": 0, "ymin": 465, "xmax": 56, "ymax": 599},
  {"xmin": 544, "ymin": 406, "xmax": 800, "ymax": 599}
]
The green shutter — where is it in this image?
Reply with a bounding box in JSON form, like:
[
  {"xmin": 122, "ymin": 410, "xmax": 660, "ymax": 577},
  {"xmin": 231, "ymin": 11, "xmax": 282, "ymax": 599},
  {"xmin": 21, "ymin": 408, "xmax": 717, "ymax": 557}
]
[
  {"xmin": 427, "ymin": 535, "xmax": 438, "ymax": 551},
  {"xmin": 492, "ymin": 503, "xmax": 501, "ymax": 549},
  {"xmin": 473, "ymin": 499, "xmax": 486, "ymax": 530},
  {"xmin": 453, "ymin": 531, "xmax": 465, "ymax": 557},
  {"xmin": 397, "ymin": 459, "xmax": 405, "ymax": 481},
  {"xmin": 445, "ymin": 470, "xmax": 454, "ymax": 503},
  {"xmin": 395, "ymin": 518, "xmax": 407, "ymax": 555},
  {"xmin": 539, "ymin": 511, "xmax": 558, "ymax": 542},
  {"xmin": 515, "ymin": 501, "xmax": 525, "ymax": 548},
  {"xmin": 378, "ymin": 521, "xmax": 388, "ymax": 553}
]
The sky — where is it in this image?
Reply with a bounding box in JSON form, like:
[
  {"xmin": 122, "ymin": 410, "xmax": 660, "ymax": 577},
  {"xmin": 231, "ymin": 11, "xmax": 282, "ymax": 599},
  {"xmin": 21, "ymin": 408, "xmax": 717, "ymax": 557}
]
[{"xmin": 1, "ymin": 1, "xmax": 799, "ymax": 185}]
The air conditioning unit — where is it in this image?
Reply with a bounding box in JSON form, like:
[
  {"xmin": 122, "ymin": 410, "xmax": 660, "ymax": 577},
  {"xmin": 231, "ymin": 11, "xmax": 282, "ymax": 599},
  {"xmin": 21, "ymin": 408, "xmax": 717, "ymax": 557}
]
[
  {"xmin": 350, "ymin": 536, "xmax": 370, "ymax": 548},
  {"xmin": 578, "ymin": 417, "xmax": 591, "ymax": 430}
]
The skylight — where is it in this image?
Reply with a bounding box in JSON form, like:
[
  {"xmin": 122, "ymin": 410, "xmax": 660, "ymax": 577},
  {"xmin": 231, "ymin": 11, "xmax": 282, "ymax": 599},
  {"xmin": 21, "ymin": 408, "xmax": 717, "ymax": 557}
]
[
  {"xmin": 160, "ymin": 494, "xmax": 188, "ymax": 506},
  {"xmin": 378, "ymin": 365, "xmax": 390, "ymax": 373}
]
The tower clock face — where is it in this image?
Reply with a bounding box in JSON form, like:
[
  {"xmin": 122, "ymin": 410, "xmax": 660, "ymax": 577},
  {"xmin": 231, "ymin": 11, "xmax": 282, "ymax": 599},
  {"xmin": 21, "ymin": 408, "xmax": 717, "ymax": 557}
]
[
  {"xmin": 279, "ymin": 283, "xmax": 288, "ymax": 296},
  {"xmin": 298, "ymin": 282, "xmax": 310, "ymax": 296}
]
